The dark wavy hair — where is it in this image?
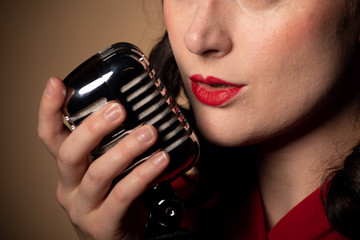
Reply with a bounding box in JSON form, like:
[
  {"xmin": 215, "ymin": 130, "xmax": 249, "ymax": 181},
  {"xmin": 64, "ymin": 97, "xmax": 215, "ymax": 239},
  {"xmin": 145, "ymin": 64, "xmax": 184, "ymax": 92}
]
[
  {"xmin": 148, "ymin": 4, "xmax": 360, "ymax": 237},
  {"xmin": 324, "ymin": 143, "xmax": 360, "ymax": 239},
  {"xmin": 149, "ymin": 32, "xmax": 182, "ymax": 99}
]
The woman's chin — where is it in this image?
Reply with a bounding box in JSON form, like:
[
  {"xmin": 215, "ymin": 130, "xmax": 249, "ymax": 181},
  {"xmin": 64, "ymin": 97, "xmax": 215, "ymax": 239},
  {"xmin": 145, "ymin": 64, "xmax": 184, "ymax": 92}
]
[{"xmin": 196, "ymin": 124, "xmax": 257, "ymax": 148}]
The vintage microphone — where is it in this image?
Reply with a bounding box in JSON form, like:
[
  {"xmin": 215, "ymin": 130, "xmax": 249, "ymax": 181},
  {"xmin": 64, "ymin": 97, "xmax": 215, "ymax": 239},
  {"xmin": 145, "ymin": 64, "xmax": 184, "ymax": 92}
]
[{"xmin": 62, "ymin": 42, "xmax": 200, "ymax": 239}]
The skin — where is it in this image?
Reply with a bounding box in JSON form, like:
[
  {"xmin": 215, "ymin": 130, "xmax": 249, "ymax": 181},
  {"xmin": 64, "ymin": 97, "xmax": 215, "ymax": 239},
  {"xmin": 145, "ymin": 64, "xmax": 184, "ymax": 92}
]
[
  {"xmin": 38, "ymin": 0, "xmax": 360, "ymax": 239},
  {"xmin": 163, "ymin": 0, "xmax": 360, "ymax": 230},
  {"xmin": 164, "ymin": 0, "xmax": 359, "ymax": 147},
  {"xmin": 38, "ymin": 77, "xmax": 170, "ymax": 239}
]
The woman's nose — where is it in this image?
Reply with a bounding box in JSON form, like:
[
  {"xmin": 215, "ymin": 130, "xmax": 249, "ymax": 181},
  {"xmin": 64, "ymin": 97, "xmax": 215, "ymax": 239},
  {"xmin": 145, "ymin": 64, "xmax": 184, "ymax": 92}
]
[{"xmin": 184, "ymin": 2, "xmax": 233, "ymax": 58}]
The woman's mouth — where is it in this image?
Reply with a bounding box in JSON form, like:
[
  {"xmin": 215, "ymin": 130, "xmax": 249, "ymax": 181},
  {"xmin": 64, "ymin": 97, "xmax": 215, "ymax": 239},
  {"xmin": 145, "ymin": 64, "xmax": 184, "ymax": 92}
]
[{"xmin": 190, "ymin": 74, "xmax": 243, "ymax": 107}]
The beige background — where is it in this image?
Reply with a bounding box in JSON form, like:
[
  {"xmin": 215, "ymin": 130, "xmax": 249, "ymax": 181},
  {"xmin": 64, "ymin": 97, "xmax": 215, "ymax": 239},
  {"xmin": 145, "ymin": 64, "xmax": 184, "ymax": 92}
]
[{"xmin": 0, "ymin": 1, "xmax": 164, "ymax": 239}]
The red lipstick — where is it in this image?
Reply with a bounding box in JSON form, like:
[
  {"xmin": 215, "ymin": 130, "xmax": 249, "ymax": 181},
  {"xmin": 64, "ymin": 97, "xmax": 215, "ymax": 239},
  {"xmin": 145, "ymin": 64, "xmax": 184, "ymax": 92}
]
[{"xmin": 190, "ymin": 74, "xmax": 243, "ymax": 107}]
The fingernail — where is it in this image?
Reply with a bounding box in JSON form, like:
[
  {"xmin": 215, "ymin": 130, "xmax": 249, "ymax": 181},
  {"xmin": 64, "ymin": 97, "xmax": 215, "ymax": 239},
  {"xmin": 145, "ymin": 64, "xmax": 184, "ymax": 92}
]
[
  {"xmin": 104, "ymin": 104, "xmax": 122, "ymax": 122},
  {"xmin": 45, "ymin": 78, "xmax": 56, "ymax": 97},
  {"xmin": 151, "ymin": 152, "xmax": 168, "ymax": 166},
  {"xmin": 137, "ymin": 126, "xmax": 155, "ymax": 143}
]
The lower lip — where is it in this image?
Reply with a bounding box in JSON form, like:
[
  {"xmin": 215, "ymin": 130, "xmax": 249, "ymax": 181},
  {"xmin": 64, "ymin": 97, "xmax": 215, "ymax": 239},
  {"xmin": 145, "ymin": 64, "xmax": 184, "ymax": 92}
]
[{"xmin": 190, "ymin": 81, "xmax": 242, "ymax": 107}]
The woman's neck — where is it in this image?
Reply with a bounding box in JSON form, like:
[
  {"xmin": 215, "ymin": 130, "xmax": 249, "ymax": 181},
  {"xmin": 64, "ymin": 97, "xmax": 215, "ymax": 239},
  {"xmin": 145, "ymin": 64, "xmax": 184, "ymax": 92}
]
[{"xmin": 255, "ymin": 99, "xmax": 360, "ymax": 231}]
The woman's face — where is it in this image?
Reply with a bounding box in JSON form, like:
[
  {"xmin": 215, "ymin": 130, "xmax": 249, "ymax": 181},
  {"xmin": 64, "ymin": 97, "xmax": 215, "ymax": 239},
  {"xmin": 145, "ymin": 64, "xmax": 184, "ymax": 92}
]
[{"xmin": 163, "ymin": 0, "xmax": 360, "ymax": 146}]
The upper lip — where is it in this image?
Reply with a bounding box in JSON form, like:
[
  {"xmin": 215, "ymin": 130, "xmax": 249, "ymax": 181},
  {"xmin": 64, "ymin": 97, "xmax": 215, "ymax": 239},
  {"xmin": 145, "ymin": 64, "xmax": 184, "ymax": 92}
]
[{"xmin": 189, "ymin": 74, "xmax": 242, "ymax": 87}]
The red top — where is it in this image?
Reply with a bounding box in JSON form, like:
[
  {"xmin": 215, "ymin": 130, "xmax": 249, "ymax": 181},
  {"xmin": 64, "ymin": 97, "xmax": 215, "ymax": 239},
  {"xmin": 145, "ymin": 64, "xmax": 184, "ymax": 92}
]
[
  {"xmin": 172, "ymin": 177, "xmax": 349, "ymax": 239},
  {"xmin": 241, "ymin": 184, "xmax": 348, "ymax": 240}
]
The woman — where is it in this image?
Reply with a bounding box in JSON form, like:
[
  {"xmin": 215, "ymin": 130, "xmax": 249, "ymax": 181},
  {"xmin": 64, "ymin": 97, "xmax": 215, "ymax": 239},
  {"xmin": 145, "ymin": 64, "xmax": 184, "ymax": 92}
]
[{"xmin": 38, "ymin": 0, "xmax": 360, "ymax": 239}]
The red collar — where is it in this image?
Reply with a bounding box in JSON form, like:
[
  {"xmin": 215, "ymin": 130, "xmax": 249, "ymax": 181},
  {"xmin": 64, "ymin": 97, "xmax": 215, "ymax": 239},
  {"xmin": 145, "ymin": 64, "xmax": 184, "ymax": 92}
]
[
  {"xmin": 173, "ymin": 175, "xmax": 349, "ymax": 239},
  {"xmin": 246, "ymin": 183, "xmax": 349, "ymax": 240}
]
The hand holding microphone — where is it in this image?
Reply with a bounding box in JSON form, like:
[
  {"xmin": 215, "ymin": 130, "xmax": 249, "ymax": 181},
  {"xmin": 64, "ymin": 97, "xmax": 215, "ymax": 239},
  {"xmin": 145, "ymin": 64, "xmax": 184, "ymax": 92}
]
[{"xmin": 38, "ymin": 43, "xmax": 199, "ymax": 239}]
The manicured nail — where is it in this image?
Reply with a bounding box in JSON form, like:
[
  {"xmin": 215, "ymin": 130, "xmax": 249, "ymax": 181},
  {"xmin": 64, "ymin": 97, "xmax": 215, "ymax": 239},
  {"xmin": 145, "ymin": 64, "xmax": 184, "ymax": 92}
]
[
  {"xmin": 45, "ymin": 78, "xmax": 56, "ymax": 97},
  {"xmin": 151, "ymin": 152, "xmax": 168, "ymax": 166},
  {"xmin": 104, "ymin": 104, "xmax": 122, "ymax": 122},
  {"xmin": 137, "ymin": 126, "xmax": 155, "ymax": 143}
]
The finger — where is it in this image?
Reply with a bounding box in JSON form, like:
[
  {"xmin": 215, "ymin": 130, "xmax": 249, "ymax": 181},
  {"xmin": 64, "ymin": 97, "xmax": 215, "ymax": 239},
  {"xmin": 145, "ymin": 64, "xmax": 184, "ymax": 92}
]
[
  {"xmin": 38, "ymin": 77, "xmax": 69, "ymax": 156},
  {"xmin": 57, "ymin": 102, "xmax": 126, "ymax": 191},
  {"xmin": 76, "ymin": 125, "xmax": 158, "ymax": 211},
  {"xmin": 100, "ymin": 151, "xmax": 170, "ymax": 221}
]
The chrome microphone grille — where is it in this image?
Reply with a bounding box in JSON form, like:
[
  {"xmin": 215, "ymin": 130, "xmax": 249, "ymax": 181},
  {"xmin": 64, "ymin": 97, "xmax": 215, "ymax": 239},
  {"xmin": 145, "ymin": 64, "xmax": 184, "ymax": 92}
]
[{"xmin": 62, "ymin": 42, "xmax": 199, "ymax": 185}]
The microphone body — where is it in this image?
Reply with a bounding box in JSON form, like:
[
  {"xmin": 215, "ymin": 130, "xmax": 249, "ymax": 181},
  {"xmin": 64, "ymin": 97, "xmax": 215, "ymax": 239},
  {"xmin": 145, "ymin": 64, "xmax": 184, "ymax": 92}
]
[{"xmin": 62, "ymin": 42, "xmax": 200, "ymax": 185}]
